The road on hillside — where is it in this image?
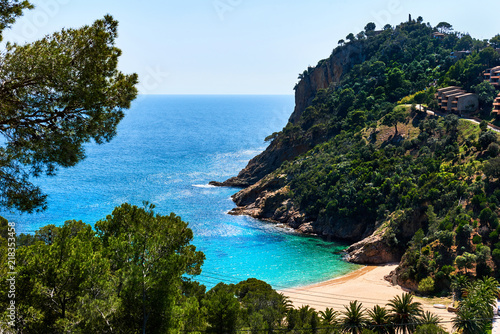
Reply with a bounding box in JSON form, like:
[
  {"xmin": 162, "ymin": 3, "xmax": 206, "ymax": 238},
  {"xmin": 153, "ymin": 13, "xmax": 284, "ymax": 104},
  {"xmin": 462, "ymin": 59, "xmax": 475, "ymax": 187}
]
[{"xmin": 417, "ymin": 104, "xmax": 500, "ymax": 133}]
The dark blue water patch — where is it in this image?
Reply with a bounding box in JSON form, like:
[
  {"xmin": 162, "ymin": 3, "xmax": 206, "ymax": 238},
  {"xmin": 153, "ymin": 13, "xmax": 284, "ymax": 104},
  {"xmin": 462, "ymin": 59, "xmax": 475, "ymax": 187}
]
[{"xmin": 1, "ymin": 95, "xmax": 361, "ymax": 289}]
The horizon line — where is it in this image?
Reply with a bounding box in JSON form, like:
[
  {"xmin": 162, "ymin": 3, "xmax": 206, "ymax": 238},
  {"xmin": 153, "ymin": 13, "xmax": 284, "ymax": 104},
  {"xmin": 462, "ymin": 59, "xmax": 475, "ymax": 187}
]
[{"xmin": 137, "ymin": 93, "xmax": 295, "ymax": 96}]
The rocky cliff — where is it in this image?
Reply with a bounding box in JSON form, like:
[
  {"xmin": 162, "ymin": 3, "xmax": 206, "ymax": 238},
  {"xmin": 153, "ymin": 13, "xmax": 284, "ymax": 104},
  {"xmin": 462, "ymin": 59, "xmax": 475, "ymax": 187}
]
[
  {"xmin": 210, "ymin": 43, "xmax": 365, "ymax": 188},
  {"xmin": 289, "ymin": 43, "xmax": 364, "ymax": 124},
  {"xmin": 227, "ymin": 171, "xmax": 404, "ymax": 265},
  {"xmin": 227, "ymin": 169, "xmax": 414, "ymax": 264},
  {"xmin": 227, "ymin": 172, "xmax": 376, "ymax": 241}
]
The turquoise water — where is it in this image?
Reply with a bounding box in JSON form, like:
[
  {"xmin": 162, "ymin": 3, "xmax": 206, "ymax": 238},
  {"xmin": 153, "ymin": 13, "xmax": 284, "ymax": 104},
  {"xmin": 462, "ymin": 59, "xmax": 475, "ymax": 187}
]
[{"xmin": 2, "ymin": 95, "xmax": 360, "ymax": 289}]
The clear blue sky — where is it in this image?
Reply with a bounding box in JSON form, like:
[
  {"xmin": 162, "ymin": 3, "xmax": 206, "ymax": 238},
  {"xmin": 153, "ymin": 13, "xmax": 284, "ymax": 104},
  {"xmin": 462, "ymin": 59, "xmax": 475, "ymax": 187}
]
[{"xmin": 2, "ymin": 0, "xmax": 498, "ymax": 94}]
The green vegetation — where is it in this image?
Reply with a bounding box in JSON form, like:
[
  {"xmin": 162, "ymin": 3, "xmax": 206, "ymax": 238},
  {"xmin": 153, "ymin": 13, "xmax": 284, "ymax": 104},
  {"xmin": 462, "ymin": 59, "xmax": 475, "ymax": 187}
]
[
  {"xmin": 452, "ymin": 277, "xmax": 498, "ymax": 334},
  {"xmin": 3, "ymin": 204, "xmax": 495, "ymax": 333},
  {"xmin": 0, "ymin": 3, "xmax": 138, "ymax": 213},
  {"xmin": 0, "ymin": 204, "xmax": 204, "ymax": 333},
  {"xmin": 275, "ymin": 107, "xmax": 500, "ymax": 291},
  {"xmin": 250, "ymin": 17, "xmax": 500, "ymax": 293},
  {"xmin": 2, "ymin": 10, "xmax": 500, "ymax": 333},
  {"xmin": 1, "ymin": 212, "xmax": 454, "ymax": 333}
]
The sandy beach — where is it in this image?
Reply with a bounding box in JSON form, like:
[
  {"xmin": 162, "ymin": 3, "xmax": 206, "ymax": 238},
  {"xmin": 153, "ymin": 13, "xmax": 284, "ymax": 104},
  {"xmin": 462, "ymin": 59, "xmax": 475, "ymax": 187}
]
[{"xmin": 281, "ymin": 264, "xmax": 455, "ymax": 333}]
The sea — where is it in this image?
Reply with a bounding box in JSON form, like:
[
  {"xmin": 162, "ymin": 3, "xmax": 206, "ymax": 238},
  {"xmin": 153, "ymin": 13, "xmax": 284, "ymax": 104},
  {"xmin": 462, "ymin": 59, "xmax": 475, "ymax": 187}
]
[{"xmin": 2, "ymin": 95, "xmax": 360, "ymax": 289}]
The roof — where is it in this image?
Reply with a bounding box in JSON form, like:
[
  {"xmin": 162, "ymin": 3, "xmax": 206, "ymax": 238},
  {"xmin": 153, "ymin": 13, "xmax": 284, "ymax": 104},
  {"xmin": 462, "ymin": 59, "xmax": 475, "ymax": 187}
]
[
  {"xmin": 443, "ymin": 90, "xmax": 466, "ymax": 97},
  {"xmin": 443, "ymin": 93, "xmax": 467, "ymax": 99},
  {"xmin": 455, "ymin": 93, "xmax": 477, "ymax": 99},
  {"xmin": 437, "ymin": 86, "xmax": 462, "ymax": 92}
]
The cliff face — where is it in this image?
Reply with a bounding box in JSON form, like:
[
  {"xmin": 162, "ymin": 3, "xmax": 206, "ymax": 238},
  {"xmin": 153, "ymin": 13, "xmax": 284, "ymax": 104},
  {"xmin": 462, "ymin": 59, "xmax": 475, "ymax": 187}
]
[
  {"xmin": 228, "ymin": 172, "xmax": 403, "ymax": 264},
  {"xmin": 344, "ymin": 229, "xmax": 403, "ymax": 264},
  {"xmin": 210, "ymin": 44, "xmax": 365, "ymax": 188},
  {"xmin": 228, "ymin": 173, "xmax": 373, "ymax": 241},
  {"xmin": 289, "ymin": 43, "xmax": 364, "ymax": 124}
]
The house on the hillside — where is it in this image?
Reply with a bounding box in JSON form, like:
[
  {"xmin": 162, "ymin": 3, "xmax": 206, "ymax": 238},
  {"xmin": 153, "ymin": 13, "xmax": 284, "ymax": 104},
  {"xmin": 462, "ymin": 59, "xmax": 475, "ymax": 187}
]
[
  {"xmin": 483, "ymin": 66, "xmax": 500, "ymax": 87},
  {"xmin": 432, "ymin": 32, "xmax": 445, "ymax": 40},
  {"xmin": 493, "ymin": 93, "xmax": 500, "ymax": 116},
  {"xmin": 436, "ymin": 86, "xmax": 479, "ymax": 113}
]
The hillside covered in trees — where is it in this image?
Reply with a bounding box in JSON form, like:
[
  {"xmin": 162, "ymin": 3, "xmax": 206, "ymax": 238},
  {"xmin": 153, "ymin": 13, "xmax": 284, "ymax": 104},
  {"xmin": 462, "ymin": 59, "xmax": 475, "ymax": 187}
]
[{"xmin": 218, "ymin": 17, "xmax": 500, "ymax": 292}]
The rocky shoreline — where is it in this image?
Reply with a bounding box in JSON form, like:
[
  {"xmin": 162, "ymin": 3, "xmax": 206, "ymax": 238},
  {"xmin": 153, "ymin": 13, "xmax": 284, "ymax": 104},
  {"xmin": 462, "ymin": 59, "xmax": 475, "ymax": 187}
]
[
  {"xmin": 209, "ymin": 43, "xmax": 401, "ymax": 267},
  {"xmin": 217, "ymin": 173, "xmax": 402, "ymax": 265}
]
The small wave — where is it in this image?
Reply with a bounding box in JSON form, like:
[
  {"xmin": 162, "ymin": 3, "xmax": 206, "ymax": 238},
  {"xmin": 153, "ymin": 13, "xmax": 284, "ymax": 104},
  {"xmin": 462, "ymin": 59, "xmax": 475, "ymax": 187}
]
[
  {"xmin": 192, "ymin": 184, "xmax": 216, "ymax": 188},
  {"xmin": 212, "ymin": 147, "xmax": 267, "ymax": 160}
]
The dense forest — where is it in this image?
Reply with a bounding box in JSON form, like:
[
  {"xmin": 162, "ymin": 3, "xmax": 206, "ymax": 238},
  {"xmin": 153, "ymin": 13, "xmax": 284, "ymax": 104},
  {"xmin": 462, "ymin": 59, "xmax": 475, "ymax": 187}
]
[
  {"xmin": 227, "ymin": 17, "xmax": 500, "ymax": 291},
  {"xmin": 2, "ymin": 3, "xmax": 500, "ymax": 332},
  {"xmin": 2, "ymin": 206, "xmax": 499, "ymax": 333}
]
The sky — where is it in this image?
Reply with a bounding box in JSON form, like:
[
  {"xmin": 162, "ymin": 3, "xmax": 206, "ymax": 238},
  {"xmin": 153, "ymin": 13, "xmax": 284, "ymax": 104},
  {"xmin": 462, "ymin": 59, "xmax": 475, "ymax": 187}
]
[{"xmin": 2, "ymin": 0, "xmax": 499, "ymax": 95}]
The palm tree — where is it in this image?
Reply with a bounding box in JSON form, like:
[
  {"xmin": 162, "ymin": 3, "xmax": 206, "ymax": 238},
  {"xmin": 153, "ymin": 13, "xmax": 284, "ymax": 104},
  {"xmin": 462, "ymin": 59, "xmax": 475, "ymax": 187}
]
[
  {"xmin": 341, "ymin": 301, "xmax": 368, "ymax": 334},
  {"xmin": 319, "ymin": 307, "xmax": 339, "ymax": 326},
  {"xmin": 452, "ymin": 306, "xmax": 486, "ymax": 334},
  {"xmin": 278, "ymin": 293, "xmax": 293, "ymax": 321},
  {"xmin": 367, "ymin": 305, "xmax": 393, "ymax": 334},
  {"xmin": 450, "ymin": 274, "xmax": 469, "ymax": 300},
  {"xmin": 387, "ymin": 293, "xmax": 423, "ymax": 334},
  {"xmin": 298, "ymin": 305, "xmax": 315, "ymax": 321},
  {"xmin": 276, "ymin": 294, "xmax": 293, "ymax": 327},
  {"xmin": 474, "ymin": 276, "xmax": 498, "ymax": 303},
  {"xmin": 453, "ymin": 276, "xmax": 500, "ymax": 334},
  {"xmin": 465, "ymin": 276, "xmax": 498, "ymax": 319},
  {"xmin": 419, "ymin": 311, "xmax": 441, "ymax": 327}
]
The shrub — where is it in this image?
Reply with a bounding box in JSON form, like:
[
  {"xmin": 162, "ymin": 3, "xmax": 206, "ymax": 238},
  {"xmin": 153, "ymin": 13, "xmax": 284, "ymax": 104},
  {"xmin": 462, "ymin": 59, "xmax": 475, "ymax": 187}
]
[
  {"xmin": 488, "ymin": 142, "xmax": 500, "ymax": 157},
  {"xmin": 441, "ymin": 265, "xmax": 455, "ymax": 276},
  {"xmin": 479, "ymin": 207, "xmax": 497, "ymax": 227},
  {"xmin": 492, "ymin": 248, "xmax": 500, "ymax": 262},
  {"xmin": 484, "ymin": 157, "xmax": 500, "ymax": 179},
  {"xmin": 415, "ymin": 324, "xmax": 447, "ymax": 334},
  {"xmin": 418, "ymin": 277, "xmax": 435, "ymax": 295},
  {"xmin": 479, "ymin": 131, "xmax": 497, "ymax": 149}
]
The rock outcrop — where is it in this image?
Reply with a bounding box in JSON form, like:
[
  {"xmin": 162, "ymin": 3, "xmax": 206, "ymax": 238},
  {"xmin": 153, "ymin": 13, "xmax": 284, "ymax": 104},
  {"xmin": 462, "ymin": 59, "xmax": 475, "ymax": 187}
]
[
  {"xmin": 209, "ymin": 142, "xmax": 312, "ymax": 188},
  {"xmin": 344, "ymin": 228, "xmax": 402, "ymax": 264},
  {"xmin": 228, "ymin": 174, "xmax": 307, "ymax": 227},
  {"xmin": 289, "ymin": 44, "xmax": 364, "ymax": 124},
  {"xmin": 227, "ymin": 172, "xmax": 386, "ymax": 243}
]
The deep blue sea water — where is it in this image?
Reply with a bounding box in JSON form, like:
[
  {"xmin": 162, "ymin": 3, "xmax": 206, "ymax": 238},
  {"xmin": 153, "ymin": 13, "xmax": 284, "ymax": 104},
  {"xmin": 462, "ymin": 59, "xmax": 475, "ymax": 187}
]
[{"xmin": 2, "ymin": 95, "xmax": 360, "ymax": 289}]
